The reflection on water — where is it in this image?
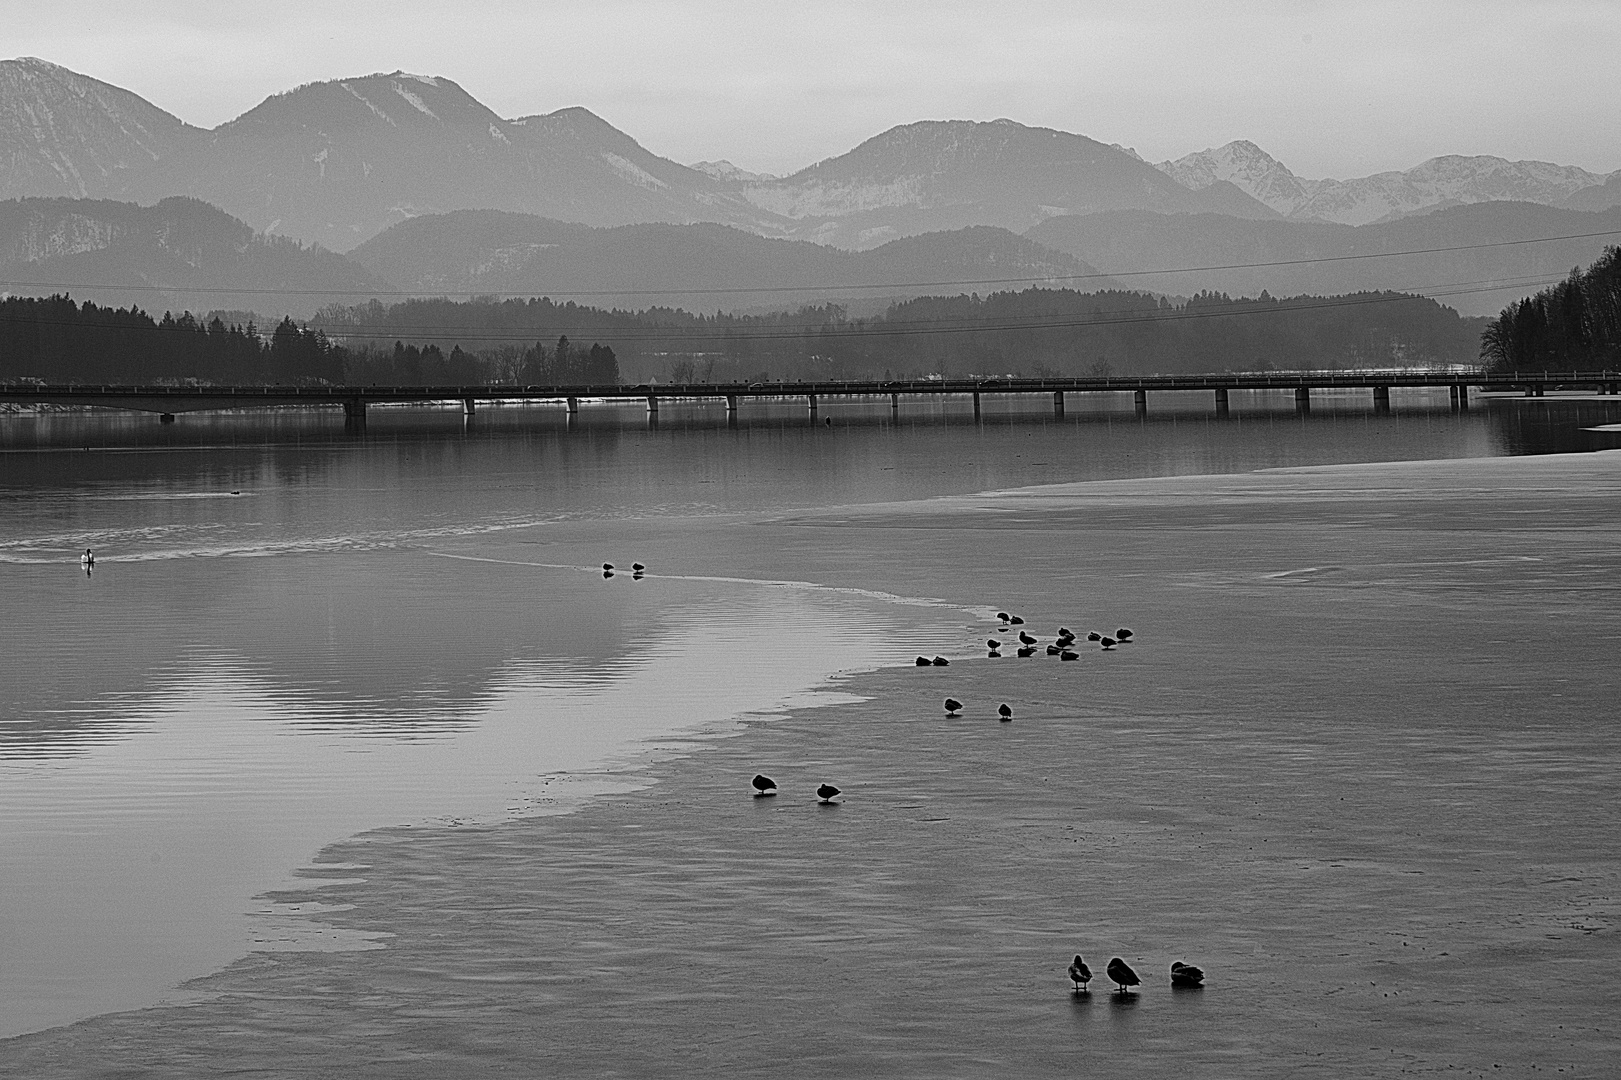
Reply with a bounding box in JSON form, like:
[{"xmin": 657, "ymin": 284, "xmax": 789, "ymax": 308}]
[{"xmin": 0, "ymin": 392, "xmax": 1615, "ymax": 1038}]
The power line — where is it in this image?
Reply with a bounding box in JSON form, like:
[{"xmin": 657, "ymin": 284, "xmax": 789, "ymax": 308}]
[{"xmin": 0, "ymin": 227, "xmax": 1615, "ymax": 301}]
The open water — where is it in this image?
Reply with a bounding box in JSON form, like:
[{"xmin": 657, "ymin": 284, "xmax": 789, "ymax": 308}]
[{"xmin": 0, "ymin": 389, "xmax": 1616, "ymax": 1041}]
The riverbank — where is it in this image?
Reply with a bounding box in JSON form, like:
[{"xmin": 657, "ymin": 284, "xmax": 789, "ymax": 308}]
[{"xmin": 7, "ymin": 451, "xmax": 1620, "ymax": 1076}]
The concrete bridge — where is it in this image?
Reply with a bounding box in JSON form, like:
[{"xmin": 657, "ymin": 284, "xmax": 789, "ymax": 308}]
[{"xmin": 4, "ymin": 371, "xmax": 1617, "ymax": 428}]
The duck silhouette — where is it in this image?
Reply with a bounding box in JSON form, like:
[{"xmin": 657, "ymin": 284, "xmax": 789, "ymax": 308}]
[
  {"xmin": 1018, "ymin": 631, "xmax": 1037, "ymax": 646},
  {"xmin": 915, "ymin": 656, "xmax": 932, "ymax": 666},
  {"xmin": 1116, "ymin": 628, "xmax": 1134, "ymax": 641},
  {"xmin": 816, "ymin": 783, "xmax": 841, "ymax": 804},
  {"xmin": 1068, "ymin": 955, "xmax": 1093, "ymax": 992},
  {"xmin": 80, "ymin": 548, "xmax": 94, "ymax": 566},
  {"xmin": 997, "ymin": 703, "xmax": 1012, "ymax": 721},
  {"xmin": 1060, "ymin": 650, "xmax": 1080, "ymax": 661},
  {"xmin": 1046, "ymin": 644, "xmax": 1062, "ymax": 656},
  {"xmin": 996, "ymin": 611, "xmax": 1011, "ymax": 623},
  {"xmin": 1086, "ymin": 631, "xmax": 1103, "ymax": 642},
  {"xmin": 602, "ymin": 563, "xmax": 614, "ymax": 571},
  {"xmin": 944, "ymin": 698, "xmax": 963, "ymax": 716},
  {"xmin": 986, "ymin": 639, "xmax": 1002, "ymax": 650},
  {"xmin": 632, "ymin": 563, "xmax": 645, "ymax": 572},
  {"xmin": 1009, "ymin": 615, "xmax": 1025, "ymax": 625},
  {"xmin": 751, "ymin": 774, "xmax": 777, "ymax": 797},
  {"xmin": 1106, "ymin": 957, "xmax": 1141, "ymax": 992},
  {"xmin": 1170, "ymin": 961, "xmax": 1204, "ymax": 987},
  {"xmin": 1017, "ymin": 646, "xmax": 1036, "ymax": 658},
  {"xmin": 931, "ymin": 656, "xmax": 950, "ymax": 666},
  {"xmin": 1099, "ymin": 637, "xmax": 1116, "ymax": 650}
]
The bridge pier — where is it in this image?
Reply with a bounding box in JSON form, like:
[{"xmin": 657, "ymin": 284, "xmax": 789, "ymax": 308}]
[
  {"xmin": 566, "ymin": 396, "xmax": 579, "ymax": 415},
  {"xmin": 159, "ymin": 413, "xmax": 175, "ymax": 424},
  {"xmin": 1295, "ymin": 386, "xmax": 1311, "ymax": 414},
  {"xmin": 891, "ymin": 392, "xmax": 900, "ymax": 413},
  {"xmin": 343, "ymin": 399, "xmax": 367, "ymax": 432},
  {"xmin": 1214, "ymin": 387, "xmax": 1229, "ymax": 417},
  {"xmin": 463, "ymin": 398, "xmax": 476, "ymax": 416},
  {"xmin": 1053, "ymin": 391, "xmax": 1064, "ymax": 418},
  {"xmin": 646, "ymin": 394, "xmax": 659, "ymax": 415},
  {"xmin": 1373, "ymin": 385, "xmax": 1390, "ymax": 413},
  {"xmin": 973, "ymin": 391, "xmax": 981, "ymax": 420},
  {"xmin": 808, "ymin": 394, "xmax": 818, "ymax": 417},
  {"xmin": 1134, "ymin": 388, "xmax": 1147, "ymax": 417},
  {"xmin": 726, "ymin": 394, "xmax": 738, "ymax": 413}
]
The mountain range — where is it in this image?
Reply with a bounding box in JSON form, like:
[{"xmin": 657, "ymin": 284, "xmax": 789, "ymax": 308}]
[
  {"xmin": 7, "ymin": 55, "xmax": 1615, "ymax": 257},
  {"xmin": 1156, "ymin": 140, "xmax": 1618, "ymax": 225}
]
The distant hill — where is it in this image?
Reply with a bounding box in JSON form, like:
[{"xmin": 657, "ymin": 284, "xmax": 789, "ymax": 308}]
[
  {"xmin": 347, "ymin": 209, "xmax": 1114, "ymax": 312},
  {"xmin": 729, "ymin": 119, "xmax": 1277, "ymax": 249},
  {"xmin": 1158, "ymin": 140, "xmax": 1612, "ymax": 225},
  {"xmin": 1026, "ymin": 201, "xmax": 1621, "ymax": 316},
  {"xmin": 0, "ymin": 196, "xmax": 389, "ymax": 318}
]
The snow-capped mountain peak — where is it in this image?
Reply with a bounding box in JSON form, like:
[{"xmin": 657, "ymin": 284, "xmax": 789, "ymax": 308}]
[{"xmin": 1157, "ymin": 140, "xmax": 1317, "ymax": 217}]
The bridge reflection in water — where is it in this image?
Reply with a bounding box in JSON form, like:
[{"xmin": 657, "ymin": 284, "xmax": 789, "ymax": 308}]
[{"xmin": 4, "ymin": 371, "xmax": 1618, "ymax": 431}]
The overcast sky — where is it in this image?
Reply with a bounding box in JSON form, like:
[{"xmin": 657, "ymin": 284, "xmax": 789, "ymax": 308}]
[{"xmin": 9, "ymin": 0, "xmax": 1620, "ymax": 178}]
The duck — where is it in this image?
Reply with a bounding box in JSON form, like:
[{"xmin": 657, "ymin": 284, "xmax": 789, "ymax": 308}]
[
  {"xmin": 1046, "ymin": 644, "xmax": 1062, "ymax": 656},
  {"xmin": 944, "ymin": 698, "xmax": 964, "ymax": 716},
  {"xmin": 1059, "ymin": 650, "xmax": 1080, "ymax": 661},
  {"xmin": 816, "ymin": 783, "xmax": 841, "ymax": 804},
  {"xmin": 602, "ymin": 563, "xmax": 614, "ymax": 571},
  {"xmin": 1086, "ymin": 631, "xmax": 1103, "ymax": 642},
  {"xmin": 986, "ymin": 639, "xmax": 1003, "ymax": 650},
  {"xmin": 1017, "ymin": 646, "xmax": 1036, "ymax": 658},
  {"xmin": 751, "ymin": 774, "xmax": 777, "ymax": 797},
  {"xmin": 1106, "ymin": 957, "xmax": 1141, "ymax": 992},
  {"xmin": 997, "ymin": 703, "xmax": 1012, "ymax": 721},
  {"xmin": 1116, "ymin": 628, "xmax": 1134, "ymax": 641},
  {"xmin": 1018, "ymin": 631, "xmax": 1037, "ymax": 646},
  {"xmin": 996, "ymin": 611, "xmax": 1011, "ymax": 623},
  {"xmin": 1099, "ymin": 637, "xmax": 1116, "ymax": 650},
  {"xmin": 915, "ymin": 656, "xmax": 932, "ymax": 667},
  {"xmin": 1009, "ymin": 615, "xmax": 1025, "ymax": 625},
  {"xmin": 1068, "ymin": 955, "xmax": 1093, "ymax": 992},
  {"xmin": 632, "ymin": 563, "xmax": 645, "ymax": 572},
  {"xmin": 1170, "ymin": 961, "xmax": 1204, "ymax": 987},
  {"xmin": 80, "ymin": 548, "xmax": 94, "ymax": 566},
  {"xmin": 931, "ymin": 656, "xmax": 950, "ymax": 667},
  {"xmin": 1057, "ymin": 626, "xmax": 1073, "ymax": 639}
]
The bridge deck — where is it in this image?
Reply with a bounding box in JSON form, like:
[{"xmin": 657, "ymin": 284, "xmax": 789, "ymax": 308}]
[{"xmin": 2, "ymin": 371, "xmax": 1617, "ymax": 416}]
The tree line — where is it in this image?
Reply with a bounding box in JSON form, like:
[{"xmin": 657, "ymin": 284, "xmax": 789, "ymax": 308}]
[
  {"xmin": 2, "ymin": 287, "xmax": 1484, "ymax": 386},
  {"xmin": 1480, "ymin": 246, "xmax": 1621, "ymax": 371},
  {"xmin": 0, "ymin": 295, "xmax": 617, "ymax": 386}
]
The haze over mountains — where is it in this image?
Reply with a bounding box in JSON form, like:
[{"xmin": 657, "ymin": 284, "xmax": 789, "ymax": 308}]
[{"xmin": 2, "ymin": 55, "xmax": 1618, "ymax": 322}]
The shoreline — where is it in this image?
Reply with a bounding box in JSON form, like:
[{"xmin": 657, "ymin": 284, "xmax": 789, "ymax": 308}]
[{"xmin": 7, "ymin": 451, "xmax": 1620, "ymax": 1074}]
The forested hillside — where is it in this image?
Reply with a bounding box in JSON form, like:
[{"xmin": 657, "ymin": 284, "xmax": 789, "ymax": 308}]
[{"xmin": 1480, "ymin": 246, "xmax": 1621, "ymax": 370}]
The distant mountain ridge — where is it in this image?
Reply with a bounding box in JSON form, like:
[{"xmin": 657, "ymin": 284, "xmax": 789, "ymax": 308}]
[
  {"xmin": 0, "ymin": 195, "xmax": 389, "ymax": 318},
  {"xmin": 1157, "ymin": 140, "xmax": 1613, "ymax": 225},
  {"xmin": 347, "ymin": 209, "xmax": 1115, "ymax": 313},
  {"xmin": 1026, "ymin": 201, "xmax": 1621, "ymax": 316}
]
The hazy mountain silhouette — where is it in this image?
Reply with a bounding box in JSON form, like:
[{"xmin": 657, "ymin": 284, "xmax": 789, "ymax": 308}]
[
  {"xmin": 123, "ymin": 73, "xmax": 777, "ymax": 252},
  {"xmin": 1561, "ymin": 173, "xmax": 1621, "ymax": 213},
  {"xmin": 1026, "ymin": 201, "xmax": 1621, "ymax": 316},
  {"xmin": 730, "ymin": 119, "xmax": 1276, "ymax": 249},
  {"xmin": 0, "ymin": 196, "xmax": 389, "ymax": 317},
  {"xmin": 348, "ymin": 210, "xmax": 1112, "ymax": 312},
  {"xmin": 1159, "ymin": 140, "xmax": 1613, "ymax": 225}
]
